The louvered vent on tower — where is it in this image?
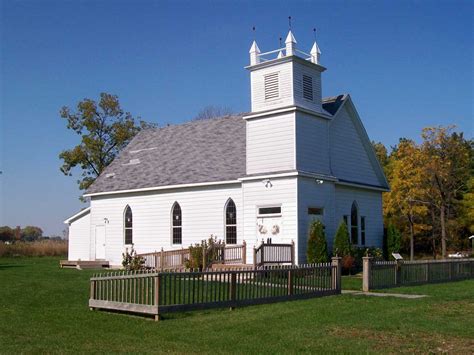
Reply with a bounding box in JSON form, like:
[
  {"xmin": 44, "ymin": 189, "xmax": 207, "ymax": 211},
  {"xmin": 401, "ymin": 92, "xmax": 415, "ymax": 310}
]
[
  {"xmin": 303, "ymin": 75, "xmax": 313, "ymax": 101},
  {"xmin": 264, "ymin": 72, "xmax": 279, "ymax": 100}
]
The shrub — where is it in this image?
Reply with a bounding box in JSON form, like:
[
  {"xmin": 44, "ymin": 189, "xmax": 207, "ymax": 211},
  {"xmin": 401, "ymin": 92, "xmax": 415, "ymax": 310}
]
[
  {"xmin": 0, "ymin": 240, "xmax": 67, "ymax": 257},
  {"xmin": 185, "ymin": 235, "xmax": 223, "ymax": 270},
  {"xmin": 122, "ymin": 245, "xmax": 145, "ymax": 271},
  {"xmin": 342, "ymin": 255, "xmax": 355, "ymax": 273},
  {"xmin": 333, "ymin": 220, "xmax": 352, "ymax": 257},
  {"xmin": 307, "ymin": 220, "xmax": 328, "ymax": 263},
  {"xmin": 352, "ymin": 246, "xmax": 384, "ymax": 272},
  {"xmin": 387, "ymin": 223, "xmax": 402, "ymax": 258}
]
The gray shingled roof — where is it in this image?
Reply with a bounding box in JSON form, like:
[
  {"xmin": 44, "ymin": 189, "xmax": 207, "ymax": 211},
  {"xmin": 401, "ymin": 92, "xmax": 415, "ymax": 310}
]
[
  {"xmin": 86, "ymin": 97, "xmax": 345, "ymax": 195},
  {"xmin": 86, "ymin": 115, "xmax": 246, "ymax": 194}
]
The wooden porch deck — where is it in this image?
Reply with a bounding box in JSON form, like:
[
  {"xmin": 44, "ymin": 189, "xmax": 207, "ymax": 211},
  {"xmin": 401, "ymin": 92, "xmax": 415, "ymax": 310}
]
[{"xmin": 60, "ymin": 260, "xmax": 110, "ymax": 269}]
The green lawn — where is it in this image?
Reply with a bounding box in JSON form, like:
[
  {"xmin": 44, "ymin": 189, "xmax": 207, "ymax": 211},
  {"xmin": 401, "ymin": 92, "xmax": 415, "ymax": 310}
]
[{"xmin": 1, "ymin": 257, "xmax": 473, "ymax": 353}]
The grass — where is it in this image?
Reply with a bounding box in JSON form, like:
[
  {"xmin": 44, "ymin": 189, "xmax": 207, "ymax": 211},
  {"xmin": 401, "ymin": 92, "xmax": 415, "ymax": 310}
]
[{"xmin": 1, "ymin": 257, "xmax": 473, "ymax": 353}]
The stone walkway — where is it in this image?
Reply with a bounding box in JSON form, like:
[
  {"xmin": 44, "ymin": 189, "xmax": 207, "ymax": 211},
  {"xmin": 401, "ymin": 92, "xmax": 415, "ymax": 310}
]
[{"xmin": 342, "ymin": 290, "xmax": 427, "ymax": 299}]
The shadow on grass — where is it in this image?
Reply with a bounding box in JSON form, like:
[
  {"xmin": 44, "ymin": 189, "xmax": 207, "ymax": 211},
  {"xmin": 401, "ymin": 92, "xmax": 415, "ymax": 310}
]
[{"xmin": 0, "ymin": 264, "xmax": 26, "ymax": 270}]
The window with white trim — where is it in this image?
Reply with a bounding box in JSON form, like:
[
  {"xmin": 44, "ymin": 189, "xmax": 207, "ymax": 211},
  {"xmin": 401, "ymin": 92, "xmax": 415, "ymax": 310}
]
[
  {"xmin": 124, "ymin": 205, "xmax": 133, "ymax": 245},
  {"xmin": 258, "ymin": 206, "xmax": 282, "ymax": 217},
  {"xmin": 361, "ymin": 216, "xmax": 366, "ymax": 246},
  {"xmin": 172, "ymin": 202, "xmax": 182, "ymax": 245},
  {"xmin": 225, "ymin": 199, "xmax": 237, "ymax": 244},
  {"xmin": 351, "ymin": 202, "xmax": 358, "ymax": 245}
]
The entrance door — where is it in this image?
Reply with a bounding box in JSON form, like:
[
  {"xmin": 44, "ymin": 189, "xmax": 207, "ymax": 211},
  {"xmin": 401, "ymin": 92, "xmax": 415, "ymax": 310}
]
[
  {"xmin": 256, "ymin": 216, "xmax": 283, "ymax": 243},
  {"xmin": 95, "ymin": 226, "xmax": 106, "ymax": 260}
]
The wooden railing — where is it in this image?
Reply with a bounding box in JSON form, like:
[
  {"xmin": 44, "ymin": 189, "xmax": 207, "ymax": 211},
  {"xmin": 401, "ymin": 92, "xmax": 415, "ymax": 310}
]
[
  {"xmin": 253, "ymin": 241, "xmax": 295, "ymax": 269},
  {"xmin": 139, "ymin": 242, "xmax": 247, "ymax": 270},
  {"xmin": 89, "ymin": 257, "xmax": 342, "ymax": 320},
  {"xmin": 363, "ymin": 257, "xmax": 474, "ymax": 291}
]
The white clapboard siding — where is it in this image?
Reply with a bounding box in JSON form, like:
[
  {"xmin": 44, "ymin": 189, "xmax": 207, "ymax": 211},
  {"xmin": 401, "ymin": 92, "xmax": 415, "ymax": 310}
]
[
  {"xmin": 297, "ymin": 177, "xmax": 336, "ymax": 263},
  {"xmin": 250, "ymin": 61, "xmax": 293, "ymax": 112},
  {"xmin": 335, "ymin": 185, "xmax": 383, "ymax": 248},
  {"xmin": 67, "ymin": 211, "xmax": 91, "ymax": 261},
  {"xmin": 329, "ymin": 105, "xmax": 380, "ymax": 186},
  {"xmin": 295, "ymin": 111, "xmax": 331, "ymax": 174},
  {"xmin": 89, "ymin": 184, "xmax": 243, "ymax": 266},
  {"xmin": 292, "ymin": 62, "xmax": 323, "ymax": 113},
  {"xmin": 246, "ymin": 113, "xmax": 295, "ymax": 175},
  {"xmin": 242, "ymin": 177, "xmax": 298, "ymax": 263}
]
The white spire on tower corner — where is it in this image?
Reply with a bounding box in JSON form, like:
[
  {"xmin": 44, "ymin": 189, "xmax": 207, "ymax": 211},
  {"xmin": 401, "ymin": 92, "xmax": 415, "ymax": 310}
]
[
  {"xmin": 285, "ymin": 30, "xmax": 297, "ymax": 56},
  {"xmin": 249, "ymin": 40, "xmax": 261, "ymax": 65},
  {"xmin": 310, "ymin": 41, "xmax": 321, "ymax": 64}
]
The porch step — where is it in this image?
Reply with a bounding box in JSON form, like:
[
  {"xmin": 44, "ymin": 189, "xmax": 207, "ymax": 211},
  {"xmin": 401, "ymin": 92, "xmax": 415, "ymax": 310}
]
[{"xmin": 60, "ymin": 260, "xmax": 110, "ymax": 269}]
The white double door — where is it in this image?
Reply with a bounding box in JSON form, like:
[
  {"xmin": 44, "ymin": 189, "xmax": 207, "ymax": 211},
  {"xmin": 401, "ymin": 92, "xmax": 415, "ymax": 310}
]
[{"xmin": 256, "ymin": 216, "xmax": 283, "ymax": 243}]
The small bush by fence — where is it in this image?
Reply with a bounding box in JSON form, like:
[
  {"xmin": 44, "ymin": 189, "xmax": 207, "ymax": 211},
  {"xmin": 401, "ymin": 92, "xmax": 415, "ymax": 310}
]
[
  {"xmin": 89, "ymin": 258, "xmax": 342, "ymax": 320},
  {"xmin": 363, "ymin": 257, "xmax": 474, "ymax": 291},
  {"xmin": 0, "ymin": 240, "xmax": 68, "ymax": 257}
]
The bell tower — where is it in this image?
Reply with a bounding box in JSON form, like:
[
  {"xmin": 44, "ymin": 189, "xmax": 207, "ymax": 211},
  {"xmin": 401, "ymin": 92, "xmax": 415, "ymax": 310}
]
[{"xmin": 246, "ymin": 30, "xmax": 326, "ymax": 115}]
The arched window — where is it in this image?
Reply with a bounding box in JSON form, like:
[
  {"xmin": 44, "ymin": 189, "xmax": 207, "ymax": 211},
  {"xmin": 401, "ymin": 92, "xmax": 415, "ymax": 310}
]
[
  {"xmin": 351, "ymin": 201, "xmax": 358, "ymax": 245},
  {"xmin": 124, "ymin": 205, "xmax": 133, "ymax": 245},
  {"xmin": 171, "ymin": 202, "xmax": 182, "ymax": 245},
  {"xmin": 225, "ymin": 199, "xmax": 237, "ymax": 244}
]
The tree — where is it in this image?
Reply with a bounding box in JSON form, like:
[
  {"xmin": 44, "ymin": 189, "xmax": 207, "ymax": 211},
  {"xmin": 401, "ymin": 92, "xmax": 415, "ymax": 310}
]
[
  {"xmin": 0, "ymin": 226, "xmax": 14, "ymax": 242},
  {"xmin": 459, "ymin": 177, "xmax": 474, "ymax": 234},
  {"xmin": 386, "ymin": 224, "xmax": 401, "ymax": 257},
  {"xmin": 307, "ymin": 220, "xmax": 328, "ymax": 263},
  {"xmin": 372, "ymin": 141, "xmax": 389, "ymax": 175},
  {"xmin": 59, "ymin": 93, "xmax": 149, "ymax": 193},
  {"xmin": 333, "ymin": 220, "xmax": 352, "ymax": 256},
  {"xmin": 384, "ymin": 139, "xmax": 430, "ymax": 260},
  {"xmin": 420, "ymin": 126, "xmax": 471, "ymax": 257},
  {"xmin": 21, "ymin": 226, "xmax": 43, "ymax": 241},
  {"xmin": 193, "ymin": 105, "xmax": 233, "ymax": 120}
]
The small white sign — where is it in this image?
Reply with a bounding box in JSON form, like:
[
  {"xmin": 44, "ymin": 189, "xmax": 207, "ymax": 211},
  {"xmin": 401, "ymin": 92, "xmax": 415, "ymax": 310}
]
[{"xmin": 392, "ymin": 253, "xmax": 403, "ymax": 260}]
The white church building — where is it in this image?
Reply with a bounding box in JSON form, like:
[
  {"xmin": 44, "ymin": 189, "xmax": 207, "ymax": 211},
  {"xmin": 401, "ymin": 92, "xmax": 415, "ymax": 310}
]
[{"xmin": 65, "ymin": 30, "xmax": 389, "ymax": 267}]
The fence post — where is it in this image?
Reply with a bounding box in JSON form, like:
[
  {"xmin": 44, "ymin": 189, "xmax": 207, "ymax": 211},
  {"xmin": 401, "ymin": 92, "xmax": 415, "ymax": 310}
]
[
  {"xmin": 154, "ymin": 250, "xmax": 158, "ymax": 270},
  {"xmin": 331, "ymin": 257, "xmax": 342, "ymax": 293},
  {"xmin": 291, "ymin": 240, "xmax": 295, "ymax": 265},
  {"xmin": 253, "ymin": 246, "xmax": 257, "ymax": 270},
  {"xmin": 242, "ymin": 241, "xmax": 247, "ymax": 265},
  {"xmin": 160, "ymin": 247, "xmax": 164, "ymax": 271},
  {"xmin": 180, "ymin": 247, "xmax": 184, "ymax": 267},
  {"xmin": 229, "ymin": 273, "xmax": 236, "ymax": 310},
  {"xmin": 154, "ymin": 274, "xmax": 160, "ymax": 321},
  {"xmin": 287, "ymin": 269, "xmax": 293, "ymax": 296},
  {"xmin": 395, "ymin": 260, "xmax": 402, "ymax": 286},
  {"xmin": 89, "ymin": 279, "xmax": 96, "ymax": 311},
  {"xmin": 203, "ymin": 246, "xmax": 207, "ymax": 270},
  {"xmin": 362, "ymin": 257, "xmax": 372, "ymax": 292}
]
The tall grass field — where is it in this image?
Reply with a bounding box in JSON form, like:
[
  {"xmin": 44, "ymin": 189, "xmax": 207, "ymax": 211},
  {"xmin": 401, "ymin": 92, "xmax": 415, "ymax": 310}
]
[{"xmin": 0, "ymin": 240, "xmax": 67, "ymax": 257}]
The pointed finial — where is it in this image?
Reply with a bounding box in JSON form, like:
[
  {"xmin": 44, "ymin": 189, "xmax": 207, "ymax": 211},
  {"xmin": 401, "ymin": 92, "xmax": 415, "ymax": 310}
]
[
  {"xmin": 285, "ymin": 29, "xmax": 297, "ymax": 56},
  {"xmin": 310, "ymin": 28, "xmax": 321, "ymax": 64},
  {"xmin": 249, "ymin": 40, "xmax": 261, "ymax": 65}
]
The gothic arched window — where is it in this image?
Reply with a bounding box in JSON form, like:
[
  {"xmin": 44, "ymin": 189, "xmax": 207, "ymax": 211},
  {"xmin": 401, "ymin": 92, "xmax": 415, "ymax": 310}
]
[
  {"xmin": 124, "ymin": 205, "xmax": 133, "ymax": 245},
  {"xmin": 225, "ymin": 199, "xmax": 237, "ymax": 244},
  {"xmin": 172, "ymin": 202, "xmax": 182, "ymax": 245}
]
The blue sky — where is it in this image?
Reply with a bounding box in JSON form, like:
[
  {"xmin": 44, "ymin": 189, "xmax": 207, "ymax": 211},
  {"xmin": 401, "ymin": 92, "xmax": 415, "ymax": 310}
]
[{"xmin": 1, "ymin": 0, "xmax": 472, "ymax": 235}]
